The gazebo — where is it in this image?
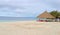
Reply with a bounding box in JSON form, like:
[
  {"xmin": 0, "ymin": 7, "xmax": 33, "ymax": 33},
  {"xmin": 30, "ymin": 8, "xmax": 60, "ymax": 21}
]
[{"xmin": 37, "ymin": 11, "xmax": 55, "ymax": 22}]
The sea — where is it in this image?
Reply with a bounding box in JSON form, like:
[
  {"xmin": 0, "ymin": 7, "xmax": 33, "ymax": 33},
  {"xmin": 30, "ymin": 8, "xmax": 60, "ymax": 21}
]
[{"xmin": 0, "ymin": 17, "xmax": 37, "ymax": 22}]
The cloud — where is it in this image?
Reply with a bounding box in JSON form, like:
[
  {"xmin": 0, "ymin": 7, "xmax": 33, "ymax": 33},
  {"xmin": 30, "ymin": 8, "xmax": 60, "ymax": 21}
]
[
  {"xmin": 43, "ymin": 0, "xmax": 60, "ymax": 10},
  {"xmin": 0, "ymin": 0, "xmax": 60, "ymax": 17}
]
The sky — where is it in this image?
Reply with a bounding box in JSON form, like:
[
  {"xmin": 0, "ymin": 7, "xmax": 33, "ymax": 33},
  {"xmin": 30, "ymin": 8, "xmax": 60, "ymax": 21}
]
[{"xmin": 0, "ymin": 0, "xmax": 60, "ymax": 17}]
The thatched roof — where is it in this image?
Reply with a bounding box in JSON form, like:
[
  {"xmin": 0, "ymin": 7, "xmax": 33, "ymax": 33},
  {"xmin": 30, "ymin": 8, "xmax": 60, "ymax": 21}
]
[
  {"xmin": 58, "ymin": 16, "xmax": 60, "ymax": 18},
  {"xmin": 37, "ymin": 11, "xmax": 55, "ymax": 18}
]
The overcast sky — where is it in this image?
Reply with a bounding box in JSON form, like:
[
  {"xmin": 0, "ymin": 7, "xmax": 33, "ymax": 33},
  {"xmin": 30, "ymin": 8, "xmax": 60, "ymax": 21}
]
[{"xmin": 0, "ymin": 0, "xmax": 60, "ymax": 17}]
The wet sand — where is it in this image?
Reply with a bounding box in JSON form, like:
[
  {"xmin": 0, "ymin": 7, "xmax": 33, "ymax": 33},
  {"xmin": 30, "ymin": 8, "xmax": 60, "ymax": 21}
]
[{"xmin": 0, "ymin": 21, "xmax": 60, "ymax": 35}]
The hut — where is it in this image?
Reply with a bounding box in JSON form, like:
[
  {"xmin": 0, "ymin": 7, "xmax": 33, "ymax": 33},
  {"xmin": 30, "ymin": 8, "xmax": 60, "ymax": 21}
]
[{"xmin": 37, "ymin": 11, "xmax": 55, "ymax": 22}]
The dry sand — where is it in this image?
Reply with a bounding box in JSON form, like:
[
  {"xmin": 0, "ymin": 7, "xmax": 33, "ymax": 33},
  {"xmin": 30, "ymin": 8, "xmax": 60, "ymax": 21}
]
[{"xmin": 0, "ymin": 21, "xmax": 60, "ymax": 35}]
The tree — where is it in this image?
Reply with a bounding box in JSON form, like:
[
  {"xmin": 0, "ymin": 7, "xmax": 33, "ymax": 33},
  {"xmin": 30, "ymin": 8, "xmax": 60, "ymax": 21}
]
[
  {"xmin": 50, "ymin": 10, "xmax": 59, "ymax": 18},
  {"xmin": 57, "ymin": 12, "xmax": 60, "ymax": 18},
  {"xmin": 50, "ymin": 10, "xmax": 60, "ymax": 22}
]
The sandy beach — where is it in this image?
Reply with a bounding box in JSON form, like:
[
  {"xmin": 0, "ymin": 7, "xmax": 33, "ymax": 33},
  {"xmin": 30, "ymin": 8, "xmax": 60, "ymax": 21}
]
[{"xmin": 0, "ymin": 21, "xmax": 60, "ymax": 35}]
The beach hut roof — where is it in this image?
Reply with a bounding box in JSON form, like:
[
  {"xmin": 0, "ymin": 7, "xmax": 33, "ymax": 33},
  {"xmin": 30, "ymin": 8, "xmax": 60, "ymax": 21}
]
[
  {"xmin": 37, "ymin": 11, "xmax": 55, "ymax": 18},
  {"xmin": 58, "ymin": 16, "xmax": 60, "ymax": 18}
]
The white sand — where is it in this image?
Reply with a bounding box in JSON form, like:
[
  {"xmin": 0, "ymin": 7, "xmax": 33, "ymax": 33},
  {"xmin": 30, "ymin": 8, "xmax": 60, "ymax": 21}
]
[{"xmin": 0, "ymin": 21, "xmax": 60, "ymax": 35}]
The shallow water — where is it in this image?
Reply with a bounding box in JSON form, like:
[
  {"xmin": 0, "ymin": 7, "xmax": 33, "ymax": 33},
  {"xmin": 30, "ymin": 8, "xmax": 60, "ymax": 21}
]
[{"xmin": 0, "ymin": 17, "xmax": 37, "ymax": 21}]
